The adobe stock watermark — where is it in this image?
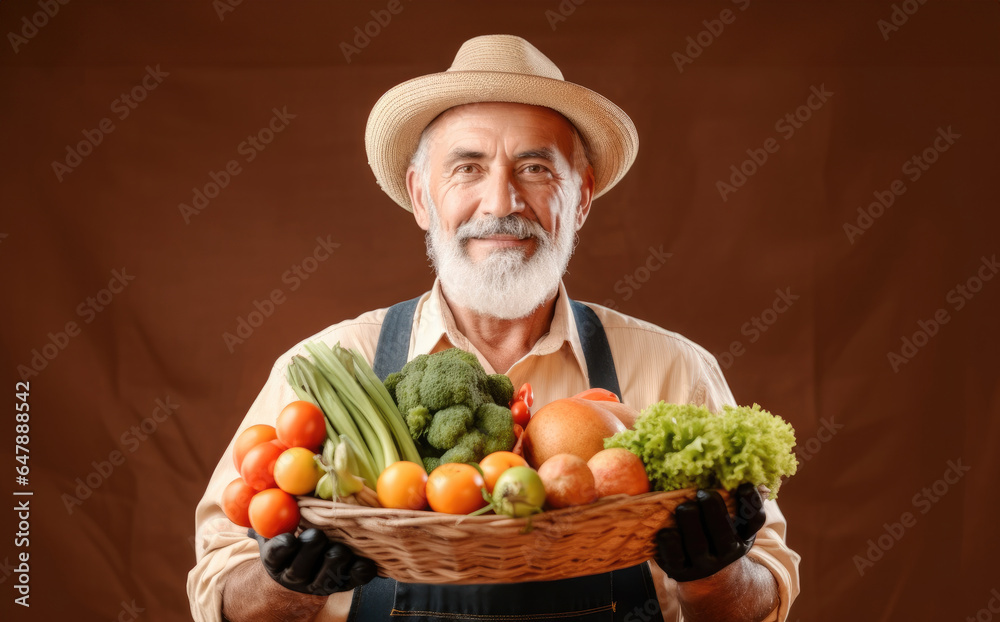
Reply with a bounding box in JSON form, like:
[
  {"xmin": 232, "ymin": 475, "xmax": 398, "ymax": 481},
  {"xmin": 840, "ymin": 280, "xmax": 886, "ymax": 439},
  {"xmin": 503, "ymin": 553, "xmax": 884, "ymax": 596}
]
[
  {"xmin": 340, "ymin": 0, "xmax": 412, "ymax": 63},
  {"xmin": 222, "ymin": 235, "xmax": 341, "ymax": 353},
  {"xmin": 877, "ymin": 0, "xmax": 930, "ymax": 41},
  {"xmin": 544, "ymin": 0, "xmax": 587, "ymax": 31},
  {"xmin": 116, "ymin": 599, "xmax": 145, "ymax": 622},
  {"xmin": 966, "ymin": 588, "xmax": 1000, "ymax": 622},
  {"xmin": 672, "ymin": 0, "xmax": 751, "ymax": 73},
  {"xmin": 16, "ymin": 268, "xmax": 136, "ymax": 381},
  {"xmin": 213, "ymin": 0, "xmax": 243, "ymax": 21},
  {"xmin": 715, "ymin": 287, "xmax": 800, "ymax": 370},
  {"xmin": 716, "ymin": 84, "xmax": 833, "ymax": 202},
  {"xmin": 61, "ymin": 395, "xmax": 181, "ymax": 515},
  {"xmin": 0, "ymin": 557, "xmax": 12, "ymax": 583},
  {"xmin": 600, "ymin": 245, "xmax": 672, "ymax": 311},
  {"xmin": 887, "ymin": 254, "xmax": 996, "ymax": 373},
  {"xmin": 179, "ymin": 106, "xmax": 296, "ymax": 224},
  {"xmin": 7, "ymin": 0, "xmax": 71, "ymax": 54},
  {"xmin": 843, "ymin": 125, "xmax": 960, "ymax": 244},
  {"xmin": 622, "ymin": 597, "xmax": 661, "ymax": 622},
  {"xmin": 51, "ymin": 65, "xmax": 169, "ymax": 182},
  {"xmin": 852, "ymin": 457, "xmax": 970, "ymax": 576},
  {"xmin": 792, "ymin": 417, "xmax": 844, "ymax": 471}
]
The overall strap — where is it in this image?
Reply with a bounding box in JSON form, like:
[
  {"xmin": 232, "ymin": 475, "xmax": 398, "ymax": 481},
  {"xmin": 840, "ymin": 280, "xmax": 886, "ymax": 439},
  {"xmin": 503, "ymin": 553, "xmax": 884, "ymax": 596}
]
[
  {"xmin": 372, "ymin": 296, "xmax": 422, "ymax": 381},
  {"xmin": 570, "ymin": 300, "xmax": 622, "ymax": 400},
  {"xmin": 371, "ymin": 297, "xmax": 621, "ymax": 400}
]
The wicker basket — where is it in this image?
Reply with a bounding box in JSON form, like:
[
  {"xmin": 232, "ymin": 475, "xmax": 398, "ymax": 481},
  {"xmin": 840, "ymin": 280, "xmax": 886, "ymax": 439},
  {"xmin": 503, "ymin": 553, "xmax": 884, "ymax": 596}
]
[{"xmin": 298, "ymin": 488, "xmax": 734, "ymax": 584}]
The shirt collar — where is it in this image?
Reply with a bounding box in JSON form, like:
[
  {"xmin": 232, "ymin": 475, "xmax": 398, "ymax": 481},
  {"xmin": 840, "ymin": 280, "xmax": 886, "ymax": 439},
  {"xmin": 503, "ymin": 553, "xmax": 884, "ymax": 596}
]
[{"xmin": 412, "ymin": 278, "xmax": 588, "ymax": 376}]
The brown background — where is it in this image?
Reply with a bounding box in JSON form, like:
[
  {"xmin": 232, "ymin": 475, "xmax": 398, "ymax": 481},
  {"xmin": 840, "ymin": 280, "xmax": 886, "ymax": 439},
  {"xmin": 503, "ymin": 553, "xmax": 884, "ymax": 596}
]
[{"xmin": 2, "ymin": 1, "xmax": 998, "ymax": 620}]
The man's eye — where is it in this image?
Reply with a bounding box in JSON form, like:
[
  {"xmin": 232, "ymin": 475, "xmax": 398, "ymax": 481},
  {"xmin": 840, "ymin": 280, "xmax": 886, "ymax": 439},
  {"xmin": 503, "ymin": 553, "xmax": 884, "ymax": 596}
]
[
  {"xmin": 455, "ymin": 165, "xmax": 476, "ymax": 174},
  {"xmin": 522, "ymin": 164, "xmax": 548, "ymax": 174}
]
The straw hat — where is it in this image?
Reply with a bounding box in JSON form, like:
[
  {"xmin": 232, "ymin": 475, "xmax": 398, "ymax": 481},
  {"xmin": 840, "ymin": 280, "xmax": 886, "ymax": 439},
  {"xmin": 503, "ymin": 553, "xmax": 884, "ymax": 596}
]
[{"xmin": 365, "ymin": 34, "xmax": 639, "ymax": 211}]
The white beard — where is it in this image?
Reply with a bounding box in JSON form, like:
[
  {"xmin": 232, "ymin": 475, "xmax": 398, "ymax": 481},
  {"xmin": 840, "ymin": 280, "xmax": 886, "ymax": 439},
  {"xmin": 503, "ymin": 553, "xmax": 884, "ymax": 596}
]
[{"xmin": 425, "ymin": 200, "xmax": 578, "ymax": 320}]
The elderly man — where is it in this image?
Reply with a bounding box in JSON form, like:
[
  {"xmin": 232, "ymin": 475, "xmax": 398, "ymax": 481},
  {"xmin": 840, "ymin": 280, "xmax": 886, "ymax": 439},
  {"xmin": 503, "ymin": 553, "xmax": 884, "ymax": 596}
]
[{"xmin": 188, "ymin": 35, "xmax": 800, "ymax": 622}]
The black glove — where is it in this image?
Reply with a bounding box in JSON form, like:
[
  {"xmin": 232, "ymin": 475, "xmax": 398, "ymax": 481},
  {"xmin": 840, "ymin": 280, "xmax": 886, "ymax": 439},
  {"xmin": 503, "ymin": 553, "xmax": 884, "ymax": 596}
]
[
  {"xmin": 249, "ymin": 528, "xmax": 377, "ymax": 595},
  {"xmin": 655, "ymin": 483, "xmax": 766, "ymax": 582}
]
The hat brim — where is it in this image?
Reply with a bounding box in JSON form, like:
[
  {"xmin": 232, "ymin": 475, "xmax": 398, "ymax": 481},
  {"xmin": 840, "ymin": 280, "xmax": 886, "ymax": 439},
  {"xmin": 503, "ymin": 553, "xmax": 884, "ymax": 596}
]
[{"xmin": 365, "ymin": 71, "xmax": 638, "ymax": 211}]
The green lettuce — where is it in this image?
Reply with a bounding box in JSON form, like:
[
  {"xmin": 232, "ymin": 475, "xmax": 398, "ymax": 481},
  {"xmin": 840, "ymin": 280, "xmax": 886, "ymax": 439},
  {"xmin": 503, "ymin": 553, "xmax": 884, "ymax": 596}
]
[{"xmin": 604, "ymin": 402, "xmax": 798, "ymax": 498}]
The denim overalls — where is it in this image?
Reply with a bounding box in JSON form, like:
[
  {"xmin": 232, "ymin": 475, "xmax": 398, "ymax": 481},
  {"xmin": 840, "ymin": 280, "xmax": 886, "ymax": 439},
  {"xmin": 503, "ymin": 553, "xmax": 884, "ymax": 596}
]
[{"xmin": 349, "ymin": 297, "xmax": 664, "ymax": 622}]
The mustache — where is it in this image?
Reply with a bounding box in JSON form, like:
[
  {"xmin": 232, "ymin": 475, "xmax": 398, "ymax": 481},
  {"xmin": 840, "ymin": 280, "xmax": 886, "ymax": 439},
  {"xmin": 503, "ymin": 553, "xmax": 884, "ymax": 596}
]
[{"xmin": 455, "ymin": 214, "xmax": 547, "ymax": 242}]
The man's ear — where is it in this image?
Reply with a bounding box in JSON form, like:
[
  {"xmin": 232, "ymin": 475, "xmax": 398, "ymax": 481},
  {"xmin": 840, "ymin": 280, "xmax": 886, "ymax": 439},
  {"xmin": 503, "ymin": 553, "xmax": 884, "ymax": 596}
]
[
  {"xmin": 575, "ymin": 164, "xmax": 596, "ymax": 230},
  {"xmin": 407, "ymin": 167, "xmax": 430, "ymax": 231}
]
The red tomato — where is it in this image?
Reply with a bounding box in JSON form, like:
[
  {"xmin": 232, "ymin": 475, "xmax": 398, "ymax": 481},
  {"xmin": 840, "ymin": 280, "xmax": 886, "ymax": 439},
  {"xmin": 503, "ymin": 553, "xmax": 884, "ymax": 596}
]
[
  {"xmin": 573, "ymin": 388, "xmax": 620, "ymax": 403},
  {"xmin": 233, "ymin": 424, "xmax": 278, "ymax": 471},
  {"xmin": 426, "ymin": 463, "xmax": 488, "ymax": 514},
  {"xmin": 248, "ymin": 488, "xmax": 300, "ymax": 538},
  {"xmin": 515, "ymin": 383, "xmax": 534, "ymax": 407},
  {"xmin": 479, "ymin": 451, "xmax": 529, "ymax": 493},
  {"xmin": 240, "ymin": 439, "xmax": 287, "ymax": 491},
  {"xmin": 221, "ymin": 478, "xmax": 256, "ymax": 528},
  {"xmin": 276, "ymin": 401, "xmax": 327, "ymax": 450},
  {"xmin": 510, "ymin": 400, "xmax": 530, "ymax": 427},
  {"xmin": 377, "ymin": 461, "xmax": 429, "ymax": 510}
]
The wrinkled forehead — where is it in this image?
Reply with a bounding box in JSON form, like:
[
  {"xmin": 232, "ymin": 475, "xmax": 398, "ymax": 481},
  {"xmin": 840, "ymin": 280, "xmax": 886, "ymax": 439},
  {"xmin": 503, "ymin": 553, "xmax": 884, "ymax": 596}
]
[{"xmin": 423, "ymin": 102, "xmax": 579, "ymax": 161}]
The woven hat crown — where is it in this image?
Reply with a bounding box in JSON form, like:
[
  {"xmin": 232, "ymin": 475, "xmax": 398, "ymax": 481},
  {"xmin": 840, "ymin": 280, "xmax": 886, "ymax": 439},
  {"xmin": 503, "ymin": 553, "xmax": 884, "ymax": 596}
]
[{"xmin": 447, "ymin": 35, "xmax": 564, "ymax": 80}]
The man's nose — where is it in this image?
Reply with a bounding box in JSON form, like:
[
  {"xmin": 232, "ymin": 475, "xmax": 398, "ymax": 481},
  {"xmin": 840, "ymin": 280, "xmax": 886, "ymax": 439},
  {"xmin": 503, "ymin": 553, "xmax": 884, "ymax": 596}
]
[{"xmin": 479, "ymin": 169, "xmax": 525, "ymax": 217}]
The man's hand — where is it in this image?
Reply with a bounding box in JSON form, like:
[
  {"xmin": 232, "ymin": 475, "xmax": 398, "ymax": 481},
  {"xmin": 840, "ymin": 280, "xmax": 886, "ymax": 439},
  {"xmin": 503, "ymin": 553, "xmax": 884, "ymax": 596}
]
[
  {"xmin": 655, "ymin": 483, "xmax": 765, "ymax": 582},
  {"xmin": 250, "ymin": 528, "xmax": 377, "ymax": 595}
]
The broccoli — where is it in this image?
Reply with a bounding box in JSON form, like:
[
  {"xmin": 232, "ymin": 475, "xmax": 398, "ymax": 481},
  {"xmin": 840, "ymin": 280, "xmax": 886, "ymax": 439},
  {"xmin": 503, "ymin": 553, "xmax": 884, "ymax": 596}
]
[
  {"xmin": 475, "ymin": 403, "xmax": 516, "ymax": 454},
  {"xmin": 383, "ymin": 347, "xmax": 517, "ymax": 466},
  {"xmin": 442, "ymin": 347, "xmax": 480, "ymax": 368},
  {"xmin": 383, "ymin": 371, "xmax": 403, "ymax": 402},
  {"xmin": 404, "ymin": 353, "xmax": 431, "ymax": 374},
  {"xmin": 440, "ymin": 429, "xmax": 486, "ymax": 464},
  {"xmin": 419, "ymin": 356, "xmax": 484, "ymax": 411},
  {"xmin": 394, "ymin": 369, "xmax": 425, "ymax": 414},
  {"xmin": 426, "ymin": 405, "xmax": 474, "ymax": 450},
  {"xmin": 405, "ymin": 406, "xmax": 432, "ymax": 440},
  {"xmin": 485, "ymin": 374, "xmax": 514, "ymax": 407}
]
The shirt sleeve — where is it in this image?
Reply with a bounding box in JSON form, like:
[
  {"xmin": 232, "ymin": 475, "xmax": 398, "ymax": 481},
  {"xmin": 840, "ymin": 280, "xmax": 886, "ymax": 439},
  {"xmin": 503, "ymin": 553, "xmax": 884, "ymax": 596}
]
[
  {"xmin": 743, "ymin": 501, "xmax": 802, "ymax": 622},
  {"xmin": 186, "ymin": 361, "xmax": 302, "ymax": 622},
  {"xmin": 186, "ymin": 316, "xmax": 384, "ymax": 622},
  {"xmin": 651, "ymin": 503, "xmax": 799, "ymax": 622},
  {"xmin": 660, "ymin": 350, "xmax": 802, "ymax": 621}
]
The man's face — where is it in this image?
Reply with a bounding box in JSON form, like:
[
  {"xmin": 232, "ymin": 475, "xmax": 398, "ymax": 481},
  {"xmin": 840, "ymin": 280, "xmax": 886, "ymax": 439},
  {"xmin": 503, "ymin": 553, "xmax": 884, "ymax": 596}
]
[{"xmin": 407, "ymin": 102, "xmax": 594, "ymax": 319}]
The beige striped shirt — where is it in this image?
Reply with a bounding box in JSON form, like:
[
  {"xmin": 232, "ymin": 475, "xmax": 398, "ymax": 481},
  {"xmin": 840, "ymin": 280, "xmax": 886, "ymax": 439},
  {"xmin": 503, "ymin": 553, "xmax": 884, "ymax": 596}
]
[{"xmin": 187, "ymin": 279, "xmax": 800, "ymax": 621}]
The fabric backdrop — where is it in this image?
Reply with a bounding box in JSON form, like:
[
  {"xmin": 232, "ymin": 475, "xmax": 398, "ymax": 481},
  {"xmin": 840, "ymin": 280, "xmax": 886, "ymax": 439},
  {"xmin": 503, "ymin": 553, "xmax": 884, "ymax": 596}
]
[{"xmin": 1, "ymin": 1, "xmax": 998, "ymax": 620}]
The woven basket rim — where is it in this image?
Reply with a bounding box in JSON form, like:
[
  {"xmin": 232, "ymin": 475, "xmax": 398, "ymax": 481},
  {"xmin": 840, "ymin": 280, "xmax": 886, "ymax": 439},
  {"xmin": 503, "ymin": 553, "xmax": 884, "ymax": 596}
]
[{"xmin": 297, "ymin": 487, "xmax": 716, "ymax": 524}]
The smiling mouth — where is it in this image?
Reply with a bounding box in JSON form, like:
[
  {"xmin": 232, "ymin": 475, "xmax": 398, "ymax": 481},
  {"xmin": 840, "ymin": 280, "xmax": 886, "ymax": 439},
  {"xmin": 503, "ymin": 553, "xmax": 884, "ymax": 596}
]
[
  {"xmin": 477, "ymin": 234, "xmax": 530, "ymax": 241},
  {"xmin": 467, "ymin": 236, "xmax": 534, "ymax": 249},
  {"xmin": 460, "ymin": 235, "xmax": 535, "ymax": 255}
]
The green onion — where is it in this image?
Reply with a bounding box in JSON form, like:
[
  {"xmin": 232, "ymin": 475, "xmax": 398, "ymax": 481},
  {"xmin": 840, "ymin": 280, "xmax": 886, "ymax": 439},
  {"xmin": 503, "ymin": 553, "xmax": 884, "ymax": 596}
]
[
  {"xmin": 287, "ymin": 355, "xmax": 378, "ymax": 487},
  {"xmin": 304, "ymin": 342, "xmax": 395, "ymax": 474},
  {"xmin": 348, "ymin": 348, "xmax": 424, "ymax": 465}
]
